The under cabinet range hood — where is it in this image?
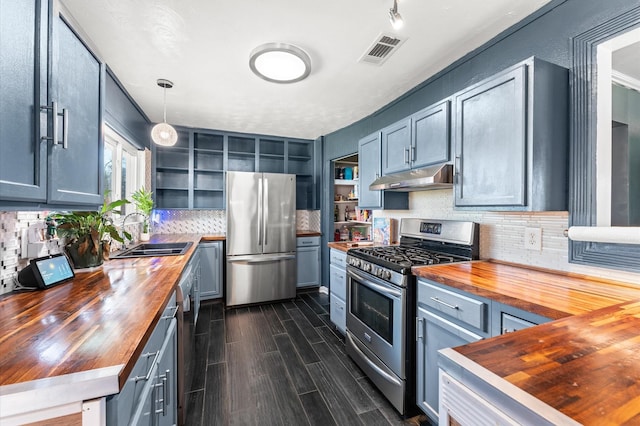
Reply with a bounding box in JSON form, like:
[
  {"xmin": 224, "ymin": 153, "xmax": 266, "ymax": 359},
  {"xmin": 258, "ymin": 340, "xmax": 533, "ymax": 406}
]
[{"xmin": 369, "ymin": 163, "xmax": 453, "ymax": 191}]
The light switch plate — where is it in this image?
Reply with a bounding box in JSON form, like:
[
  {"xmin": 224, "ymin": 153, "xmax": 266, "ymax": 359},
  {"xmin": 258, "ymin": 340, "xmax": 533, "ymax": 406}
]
[{"xmin": 524, "ymin": 227, "xmax": 542, "ymax": 251}]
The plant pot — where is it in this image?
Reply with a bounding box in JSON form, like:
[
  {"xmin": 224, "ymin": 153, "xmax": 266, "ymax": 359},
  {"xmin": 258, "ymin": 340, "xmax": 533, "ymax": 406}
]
[
  {"xmin": 65, "ymin": 239, "xmax": 108, "ymax": 269},
  {"xmin": 140, "ymin": 232, "xmax": 150, "ymax": 242}
]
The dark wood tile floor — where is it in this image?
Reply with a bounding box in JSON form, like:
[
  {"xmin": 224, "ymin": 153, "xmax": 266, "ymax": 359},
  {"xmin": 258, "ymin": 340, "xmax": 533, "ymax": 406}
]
[{"xmin": 185, "ymin": 288, "xmax": 429, "ymax": 426}]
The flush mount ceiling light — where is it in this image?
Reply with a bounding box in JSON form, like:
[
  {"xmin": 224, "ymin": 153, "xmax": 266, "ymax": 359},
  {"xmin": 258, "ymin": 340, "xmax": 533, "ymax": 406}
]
[
  {"xmin": 389, "ymin": 0, "xmax": 404, "ymax": 30},
  {"xmin": 151, "ymin": 79, "xmax": 178, "ymax": 146},
  {"xmin": 249, "ymin": 43, "xmax": 311, "ymax": 84}
]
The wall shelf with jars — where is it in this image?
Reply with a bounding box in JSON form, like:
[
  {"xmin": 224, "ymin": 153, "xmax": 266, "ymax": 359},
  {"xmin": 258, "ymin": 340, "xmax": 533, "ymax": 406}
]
[{"xmin": 333, "ymin": 155, "xmax": 372, "ymax": 242}]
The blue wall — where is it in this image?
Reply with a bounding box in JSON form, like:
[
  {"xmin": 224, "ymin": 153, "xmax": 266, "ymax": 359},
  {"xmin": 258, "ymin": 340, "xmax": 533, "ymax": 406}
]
[{"xmin": 320, "ymin": 0, "xmax": 640, "ymax": 285}]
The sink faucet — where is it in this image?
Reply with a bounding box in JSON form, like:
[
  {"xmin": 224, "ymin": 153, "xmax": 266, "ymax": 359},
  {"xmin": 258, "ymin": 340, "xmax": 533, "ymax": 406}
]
[{"xmin": 121, "ymin": 212, "xmax": 143, "ymax": 249}]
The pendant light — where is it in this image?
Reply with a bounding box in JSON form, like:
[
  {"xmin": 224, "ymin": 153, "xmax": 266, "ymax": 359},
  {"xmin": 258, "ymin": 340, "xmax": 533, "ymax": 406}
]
[{"xmin": 151, "ymin": 79, "xmax": 178, "ymax": 146}]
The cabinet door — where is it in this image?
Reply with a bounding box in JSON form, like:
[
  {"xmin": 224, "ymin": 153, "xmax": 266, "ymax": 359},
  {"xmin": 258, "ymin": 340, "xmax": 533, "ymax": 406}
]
[
  {"xmin": 412, "ymin": 100, "xmax": 450, "ymax": 169},
  {"xmin": 200, "ymin": 242, "xmax": 222, "ymax": 300},
  {"xmin": 48, "ymin": 15, "xmax": 104, "ymax": 205},
  {"xmin": 296, "ymin": 245, "xmax": 320, "ymax": 287},
  {"xmin": 358, "ymin": 132, "xmax": 382, "ymax": 208},
  {"xmin": 381, "ymin": 118, "xmax": 411, "ymax": 175},
  {"xmin": 416, "ymin": 306, "xmax": 482, "ymax": 421},
  {"xmin": 0, "ymin": 0, "xmax": 48, "ymax": 202},
  {"xmin": 454, "ymin": 66, "xmax": 527, "ymax": 207},
  {"xmin": 157, "ymin": 321, "xmax": 177, "ymax": 426}
]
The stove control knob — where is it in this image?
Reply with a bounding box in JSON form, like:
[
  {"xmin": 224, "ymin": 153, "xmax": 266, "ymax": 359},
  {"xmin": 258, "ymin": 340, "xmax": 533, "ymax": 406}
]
[
  {"xmin": 355, "ymin": 259, "xmax": 361, "ymax": 267},
  {"xmin": 364, "ymin": 263, "xmax": 371, "ymax": 272},
  {"xmin": 384, "ymin": 271, "xmax": 392, "ymax": 280}
]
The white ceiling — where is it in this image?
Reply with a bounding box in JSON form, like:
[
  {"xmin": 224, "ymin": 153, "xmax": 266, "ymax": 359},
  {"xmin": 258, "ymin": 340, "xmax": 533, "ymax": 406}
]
[{"xmin": 60, "ymin": 0, "xmax": 552, "ymax": 140}]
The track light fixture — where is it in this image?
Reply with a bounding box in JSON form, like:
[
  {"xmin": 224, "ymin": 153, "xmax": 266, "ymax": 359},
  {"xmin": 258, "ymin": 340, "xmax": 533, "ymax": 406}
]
[
  {"xmin": 151, "ymin": 79, "xmax": 178, "ymax": 146},
  {"xmin": 389, "ymin": 0, "xmax": 404, "ymax": 30}
]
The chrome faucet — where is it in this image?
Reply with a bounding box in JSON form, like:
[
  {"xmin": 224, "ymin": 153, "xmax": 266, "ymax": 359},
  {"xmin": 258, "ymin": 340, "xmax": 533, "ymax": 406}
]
[{"xmin": 121, "ymin": 212, "xmax": 143, "ymax": 248}]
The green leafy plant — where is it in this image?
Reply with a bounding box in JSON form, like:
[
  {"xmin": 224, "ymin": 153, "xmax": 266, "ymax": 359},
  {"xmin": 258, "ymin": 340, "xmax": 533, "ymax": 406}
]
[
  {"xmin": 131, "ymin": 187, "xmax": 154, "ymax": 233},
  {"xmin": 51, "ymin": 195, "xmax": 131, "ymax": 264}
]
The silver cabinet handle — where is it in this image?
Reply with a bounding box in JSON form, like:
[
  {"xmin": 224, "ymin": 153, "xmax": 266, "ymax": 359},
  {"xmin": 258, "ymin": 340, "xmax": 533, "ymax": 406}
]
[
  {"xmin": 134, "ymin": 351, "xmax": 160, "ymax": 382},
  {"xmin": 454, "ymin": 155, "xmax": 461, "ymax": 184},
  {"xmin": 61, "ymin": 107, "xmax": 68, "ymax": 149},
  {"xmin": 404, "ymin": 147, "xmax": 409, "ymax": 164},
  {"xmin": 40, "ymin": 101, "xmax": 68, "ymax": 148},
  {"xmin": 411, "ymin": 145, "xmax": 416, "ymax": 162},
  {"xmin": 416, "ymin": 317, "xmax": 423, "ymax": 341},
  {"xmin": 430, "ymin": 296, "xmax": 459, "ymax": 310},
  {"xmin": 161, "ymin": 306, "xmax": 179, "ymax": 320}
]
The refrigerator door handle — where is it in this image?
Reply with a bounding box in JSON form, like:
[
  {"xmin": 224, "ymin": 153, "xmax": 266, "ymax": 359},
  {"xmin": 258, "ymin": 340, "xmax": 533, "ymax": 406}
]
[
  {"xmin": 227, "ymin": 254, "xmax": 296, "ymax": 263},
  {"xmin": 258, "ymin": 177, "xmax": 263, "ymax": 247},
  {"xmin": 264, "ymin": 177, "xmax": 269, "ymax": 246}
]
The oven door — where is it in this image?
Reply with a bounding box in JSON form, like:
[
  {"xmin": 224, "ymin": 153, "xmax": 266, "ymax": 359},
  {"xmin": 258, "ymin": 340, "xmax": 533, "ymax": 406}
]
[{"xmin": 346, "ymin": 266, "xmax": 406, "ymax": 378}]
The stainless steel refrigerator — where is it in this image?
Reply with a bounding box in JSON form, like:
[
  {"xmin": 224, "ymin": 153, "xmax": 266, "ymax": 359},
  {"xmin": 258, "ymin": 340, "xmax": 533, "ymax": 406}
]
[{"xmin": 226, "ymin": 171, "xmax": 297, "ymax": 307}]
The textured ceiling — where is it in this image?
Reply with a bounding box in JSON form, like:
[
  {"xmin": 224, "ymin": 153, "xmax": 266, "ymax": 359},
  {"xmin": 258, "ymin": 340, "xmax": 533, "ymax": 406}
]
[{"xmin": 60, "ymin": 0, "xmax": 553, "ymax": 140}]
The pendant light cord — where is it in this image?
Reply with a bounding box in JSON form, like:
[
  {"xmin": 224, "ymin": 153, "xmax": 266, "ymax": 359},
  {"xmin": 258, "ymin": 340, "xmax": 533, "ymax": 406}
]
[{"xmin": 162, "ymin": 86, "xmax": 167, "ymax": 123}]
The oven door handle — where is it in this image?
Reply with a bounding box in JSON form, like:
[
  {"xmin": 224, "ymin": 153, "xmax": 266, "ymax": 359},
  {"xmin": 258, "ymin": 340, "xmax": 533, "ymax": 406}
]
[
  {"xmin": 347, "ymin": 332, "xmax": 403, "ymax": 387},
  {"xmin": 347, "ymin": 268, "xmax": 402, "ymax": 298}
]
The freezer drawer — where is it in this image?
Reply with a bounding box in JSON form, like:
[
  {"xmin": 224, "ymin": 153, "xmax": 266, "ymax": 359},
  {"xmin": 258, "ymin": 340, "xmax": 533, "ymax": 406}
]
[{"xmin": 226, "ymin": 253, "xmax": 296, "ymax": 306}]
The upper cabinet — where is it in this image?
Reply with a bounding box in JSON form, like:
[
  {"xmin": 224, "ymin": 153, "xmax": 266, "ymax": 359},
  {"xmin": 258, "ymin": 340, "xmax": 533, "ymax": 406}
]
[
  {"xmin": 358, "ymin": 132, "xmax": 408, "ymax": 210},
  {"xmin": 453, "ymin": 57, "xmax": 568, "ymax": 211},
  {"xmin": 153, "ymin": 131, "xmax": 318, "ymax": 210},
  {"xmin": 0, "ymin": 1, "xmax": 104, "ymax": 207},
  {"xmin": 381, "ymin": 100, "xmax": 450, "ymax": 176}
]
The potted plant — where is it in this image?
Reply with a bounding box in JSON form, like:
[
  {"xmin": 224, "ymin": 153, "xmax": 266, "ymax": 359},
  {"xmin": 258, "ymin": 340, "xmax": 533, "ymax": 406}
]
[
  {"xmin": 131, "ymin": 187, "xmax": 154, "ymax": 241},
  {"xmin": 52, "ymin": 196, "xmax": 131, "ymax": 269}
]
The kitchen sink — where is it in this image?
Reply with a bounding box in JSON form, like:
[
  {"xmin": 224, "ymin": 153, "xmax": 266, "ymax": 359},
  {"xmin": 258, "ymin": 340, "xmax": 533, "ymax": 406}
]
[{"xmin": 112, "ymin": 242, "xmax": 193, "ymax": 259}]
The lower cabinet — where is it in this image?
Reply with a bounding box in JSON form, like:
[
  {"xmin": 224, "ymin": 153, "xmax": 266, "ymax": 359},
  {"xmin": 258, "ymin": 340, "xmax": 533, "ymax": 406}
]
[
  {"xmin": 416, "ymin": 280, "xmax": 487, "ymax": 422},
  {"xmin": 200, "ymin": 241, "xmax": 223, "ymax": 300},
  {"xmin": 296, "ymin": 236, "xmax": 321, "ymax": 288},
  {"xmin": 329, "ymin": 249, "xmax": 347, "ymax": 334},
  {"xmin": 106, "ymin": 292, "xmax": 178, "ymax": 426},
  {"xmin": 130, "ymin": 319, "xmax": 177, "ymax": 426},
  {"xmin": 416, "ymin": 279, "xmax": 551, "ymax": 423}
]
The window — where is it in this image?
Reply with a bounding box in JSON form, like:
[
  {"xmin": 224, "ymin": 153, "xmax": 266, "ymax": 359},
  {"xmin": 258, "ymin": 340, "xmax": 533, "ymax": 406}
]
[{"xmin": 103, "ymin": 126, "xmax": 146, "ymax": 217}]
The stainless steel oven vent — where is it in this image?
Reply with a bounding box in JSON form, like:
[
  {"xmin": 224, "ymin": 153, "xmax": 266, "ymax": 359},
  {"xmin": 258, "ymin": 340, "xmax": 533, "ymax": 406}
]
[{"xmin": 359, "ymin": 33, "xmax": 406, "ymax": 65}]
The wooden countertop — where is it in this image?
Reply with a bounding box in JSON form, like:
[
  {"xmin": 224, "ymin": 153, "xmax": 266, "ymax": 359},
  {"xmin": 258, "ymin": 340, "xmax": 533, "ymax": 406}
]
[
  {"xmin": 201, "ymin": 233, "xmax": 226, "ymax": 241},
  {"xmin": 297, "ymin": 230, "xmax": 322, "ymax": 237},
  {"xmin": 327, "ymin": 241, "xmax": 376, "ymax": 252},
  {"xmin": 421, "ymin": 260, "xmax": 640, "ymax": 424},
  {"xmin": 0, "ymin": 234, "xmax": 201, "ymax": 392},
  {"xmin": 413, "ymin": 260, "xmax": 640, "ymax": 319}
]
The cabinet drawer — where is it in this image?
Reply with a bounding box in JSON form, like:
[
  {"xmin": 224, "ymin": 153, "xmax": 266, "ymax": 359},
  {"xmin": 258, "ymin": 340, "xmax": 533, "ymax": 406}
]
[
  {"xmin": 330, "ymin": 294, "xmax": 347, "ymax": 334},
  {"xmin": 419, "ymin": 281, "xmax": 487, "ymax": 332},
  {"xmin": 297, "ymin": 236, "xmax": 320, "ymax": 247},
  {"xmin": 330, "ymin": 264, "xmax": 347, "ymax": 301},
  {"xmin": 501, "ymin": 313, "xmax": 537, "ymax": 334},
  {"xmin": 330, "ymin": 249, "xmax": 347, "ymax": 268}
]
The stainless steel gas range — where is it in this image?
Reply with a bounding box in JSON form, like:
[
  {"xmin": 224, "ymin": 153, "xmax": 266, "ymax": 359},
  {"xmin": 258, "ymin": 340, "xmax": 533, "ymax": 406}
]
[{"xmin": 345, "ymin": 218, "xmax": 479, "ymax": 416}]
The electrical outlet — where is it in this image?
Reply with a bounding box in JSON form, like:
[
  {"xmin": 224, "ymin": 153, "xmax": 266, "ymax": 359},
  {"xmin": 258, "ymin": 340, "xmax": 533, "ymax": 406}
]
[{"xmin": 524, "ymin": 227, "xmax": 542, "ymax": 251}]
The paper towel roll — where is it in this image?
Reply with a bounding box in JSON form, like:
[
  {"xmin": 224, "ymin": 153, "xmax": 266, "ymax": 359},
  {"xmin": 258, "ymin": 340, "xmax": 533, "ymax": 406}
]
[{"xmin": 567, "ymin": 226, "xmax": 640, "ymax": 244}]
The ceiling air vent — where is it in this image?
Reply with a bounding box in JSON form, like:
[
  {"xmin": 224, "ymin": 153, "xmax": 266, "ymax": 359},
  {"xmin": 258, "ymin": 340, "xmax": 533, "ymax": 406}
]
[{"xmin": 359, "ymin": 33, "xmax": 406, "ymax": 65}]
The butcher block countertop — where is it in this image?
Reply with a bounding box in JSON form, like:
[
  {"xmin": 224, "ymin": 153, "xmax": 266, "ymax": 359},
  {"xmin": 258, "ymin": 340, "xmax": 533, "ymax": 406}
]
[
  {"xmin": 412, "ymin": 260, "xmax": 640, "ymax": 319},
  {"xmin": 415, "ymin": 260, "xmax": 640, "ymax": 425},
  {"xmin": 0, "ymin": 234, "xmax": 203, "ymax": 419}
]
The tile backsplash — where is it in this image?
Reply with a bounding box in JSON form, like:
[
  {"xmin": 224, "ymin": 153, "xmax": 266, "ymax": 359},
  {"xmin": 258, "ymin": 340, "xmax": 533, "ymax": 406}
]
[
  {"xmin": 374, "ymin": 190, "xmax": 640, "ymax": 284},
  {"xmin": 0, "ymin": 209, "xmax": 321, "ymax": 295}
]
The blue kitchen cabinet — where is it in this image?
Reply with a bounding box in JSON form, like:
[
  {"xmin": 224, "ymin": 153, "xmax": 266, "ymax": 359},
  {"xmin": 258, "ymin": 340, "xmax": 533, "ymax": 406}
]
[
  {"xmin": 329, "ymin": 248, "xmax": 347, "ymax": 334},
  {"xmin": 453, "ymin": 57, "xmax": 568, "ymax": 210},
  {"xmin": 381, "ymin": 100, "xmax": 450, "ymax": 176},
  {"xmin": 381, "ymin": 118, "xmax": 412, "ymax": 175},
  {"xmin": 199, "ymin": 241, "xmax": 222, "ymax": 300},
  {"xmin": 411, "ymin": 100, "xmax": 450, "ymax": 169},
  {"xmin": 296, "ymin": 236, "xmax": 321, "ymax": 288},
  {"xmin": 416, "ymin": 279, "xmax": 489, "ymax": 423},
  {"xmin": 0, "ymin": 2, "xmax": 104, "ymax": 207},
  {"xmin": 0, "ymin": 0, "xmax": 48, "ymax": 202},
  {"xmin": 358, "ymin": 132, "xmax": 408, "ymax": 210}
]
